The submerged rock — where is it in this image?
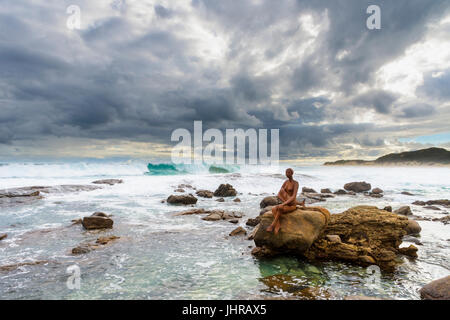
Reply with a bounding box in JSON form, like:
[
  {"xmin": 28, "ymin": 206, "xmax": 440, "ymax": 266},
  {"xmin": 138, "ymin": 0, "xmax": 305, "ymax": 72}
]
[
  {"xmin": 167, "ymin": 194, "xmax": 198, "ymax": 205},
  {"xmin": 196, "ymin": 190, "xmax": 213, "ymax": 198},
  {"xmin": 72, "ymin": 236, "xmax": 120, "ymax": 255},
  {"xmin": 304, "ymin": 206, "xmax": 410, "ymax": 271},
  {"xmin": 82, "ymin": 212, "xmax": 114, "ymax": 230},
  {"xmin": 253, "ymin": 207, "xmax": 330, "ymax": 255},
  {"xmin": 213, "ymin": 184, "xmax": 237, "ymax": 197},
  {"xmin": 420, "ymin": 276, "xmax": 450, "ymax": 300},
  {"xmin": 343, "ymin": 181, "xmax": 371, "ymax": 193},
  {"xmin": 401, "ymin": 191, "xmax": 415, "ymax": 196},
  {"xmin": 91, "ymin": 179, "xmax": 123, "ymax": 186}
]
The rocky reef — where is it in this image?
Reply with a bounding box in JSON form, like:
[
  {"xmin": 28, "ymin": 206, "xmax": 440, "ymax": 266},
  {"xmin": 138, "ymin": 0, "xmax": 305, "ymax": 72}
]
[{"xmin": 252, "ymin": 205, "xmax": 417, "ymax": 271}]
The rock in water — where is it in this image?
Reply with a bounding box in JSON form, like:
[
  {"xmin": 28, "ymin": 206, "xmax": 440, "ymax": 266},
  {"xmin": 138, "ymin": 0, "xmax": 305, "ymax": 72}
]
[
  {"xmin": 253, "ymin": 207, "xmax": 330, "ymax": 254},
  {"xmin": 260, "ymin": 196, "xmax": 281, "ymax": 208},
  {"xmin": 334, "ymin": 189, "xmax": 348, "ymax": 195},
  {"xmin": 246, "ymin": 217, "xmax": 261, "ymax": 227},
  {"xmin": 91, "ymin": 179, "xmax": 123, "ymax": 185},
  {"xmin": 383, "ymin": 206, "xmax": 392, "ymax": 212},
  {"xmin": 420, "ymin": 276, "xmax": 450, "ymax": 300},
  {"xmin": 167, "ymin": 194, "xmax": 198, "ymax": 205},
  {"xmin": 304, "ymin": 206, "xmax": 409, "ymax": 270},
  {"xmin": 398, "ymin": 244, "xmax": 418, "ymax": 258},
  {"xmin": 405, "ymin": 219, "xmax": 421, "ymax": 235},
  {"xmin": 394, "ymin": 206, "xmax": 412, "ymax": 215},
  {"xmin": 344, "ymin": 181, "xmax": 371, "ymax": 193},
  {"xmin": 81, "ymin": 212, "xmax": 114, "ymax": 230},
  {"xmin": 0, "ymin": 233, "xmax": 7, "ymax": 241},
  {"xmin": 196, "ymin": 190, "xmax": 213, "ymax": 198},
  {"xmin": 321, "ymin": 188, "xmax": 332, "ymax": 194},
  {"xmin": 229, "ymin": 226, "xmax": 247, "ymax": 236},
  {"xmin": 213, "ymin": 184, "xmax": 237, "ymax": 197},
  {"xmin": 371, "ymin": 188, "xmax": 383, "ymax": 194},
  {"xmin": 302, "ymin": 187, "xmax": 317, "ymax": 193}
]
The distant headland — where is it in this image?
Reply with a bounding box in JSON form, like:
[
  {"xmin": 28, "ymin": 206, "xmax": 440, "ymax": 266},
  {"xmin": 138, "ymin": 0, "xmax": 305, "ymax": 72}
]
[{"xmin": 323, "ymin": 147, "xmax": 450, "ymax": 166}]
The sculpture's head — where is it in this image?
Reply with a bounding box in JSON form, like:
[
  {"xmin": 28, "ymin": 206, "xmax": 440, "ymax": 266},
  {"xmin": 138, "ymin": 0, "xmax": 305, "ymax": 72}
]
[{"xmin": 285, "ymin": 168, "xmax": 294, "ymax": 179}]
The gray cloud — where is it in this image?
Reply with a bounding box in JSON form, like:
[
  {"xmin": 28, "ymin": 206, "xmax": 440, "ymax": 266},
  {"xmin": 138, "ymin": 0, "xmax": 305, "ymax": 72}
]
[{"xmin": 0, "ymin": 0, "xmax": 449, "ymax": 160}]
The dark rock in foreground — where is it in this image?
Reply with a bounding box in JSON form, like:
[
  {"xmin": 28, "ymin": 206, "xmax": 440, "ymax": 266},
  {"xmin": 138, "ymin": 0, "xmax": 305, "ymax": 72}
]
[
  {"xmin": 82, "ymin": 212, "xmax": 114, "ymax": 230},
  {"xmin": 0, "ymin": 233, "xmax": 7, "ymax": 241},
  {"xmin": 167, "ymin": 194, "xmax": 198, "ymax": 205},
  {"xmin": 420, "ymin": 276, "xmax": 450, "ymax": 300},
  {"xmin": 213, "ymin": 184, "xmax": 237, "ymax": 197},
  {"xmin": 344, "ymin": 181, "xmax": 371, "ymax": 193}
]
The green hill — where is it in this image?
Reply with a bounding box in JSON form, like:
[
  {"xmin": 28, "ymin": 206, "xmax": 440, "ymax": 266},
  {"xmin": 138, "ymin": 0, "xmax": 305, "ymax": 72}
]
[{"xmin": 324, "ymin": 147, "xmax": 450, "ymax": 166}]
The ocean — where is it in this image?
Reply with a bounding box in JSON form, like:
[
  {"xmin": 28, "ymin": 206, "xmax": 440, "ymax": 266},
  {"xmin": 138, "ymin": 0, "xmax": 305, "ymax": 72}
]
[{"xmin": 0, "ymin": 161, "xmax": 449, "ymax": 299}]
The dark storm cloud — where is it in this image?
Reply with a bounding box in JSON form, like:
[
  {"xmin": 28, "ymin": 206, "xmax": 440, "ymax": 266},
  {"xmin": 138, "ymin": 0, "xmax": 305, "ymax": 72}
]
[
  {"xmin": 0, "ymin": 0, "xmax": 449, "ymax": 159},
  {"xmin": 352, "ymin": 90, "xmax": 398, "ymax": 114},
  {"xmin": 398, "ymin": 103, "xmax": 436, "ymax": 118}
]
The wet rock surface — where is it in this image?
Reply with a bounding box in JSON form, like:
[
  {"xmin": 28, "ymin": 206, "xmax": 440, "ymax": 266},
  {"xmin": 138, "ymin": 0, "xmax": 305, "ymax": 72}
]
[
  {"xmin": 343, "ymin": 181, "xmax": 371, "ymax": 193},
  {"xmin": 213, "ymin": 184, "xmax": 237, "ymax": 197},
  {"xmin": 167, "ymin": 194, "xmax": 198, "ymax": 205},
  {"xmin": 303, "ymin": 206, "xmax": 410, "ymax": 271},
  {"xmin": 82, "ymin": 212, "xmax": 114, "ymax": 230},
  {"xmin": 420, "ymin": 276, "xmax": 450, "ymax": 300}
]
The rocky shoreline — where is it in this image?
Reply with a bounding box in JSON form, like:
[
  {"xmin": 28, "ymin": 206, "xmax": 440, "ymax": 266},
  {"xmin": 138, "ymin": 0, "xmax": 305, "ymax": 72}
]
[{"xmin": 1, "ymin": 177, "xmax": 449, "ymax": 300}]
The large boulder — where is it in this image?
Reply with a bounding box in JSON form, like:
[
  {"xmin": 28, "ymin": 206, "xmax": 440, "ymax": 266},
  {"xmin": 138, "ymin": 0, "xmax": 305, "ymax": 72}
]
[
  {"xmin": 304, "ymin": 206, "xmax": 409, "ymax": 270},
  {"xmin": 82, "ymin": 212, "xmax": 113, "ymax": 230},
  {"xmin": 213, "ymin": 184, "xmax": 237, "ymax": 197},
  {"xmin": 253, "ymin": 207, "xmax": 330, "ymax": 255},
  {"xmin": 420, "ymin": 276, "xmax": 450, "ymax": 300},
  {"xmin": 167, "ymin": 194, "xmax": 198, "ymax": 205},
  {"xmin": 344, "ymin": 181, "xmax": 371, "ymax": 193}
]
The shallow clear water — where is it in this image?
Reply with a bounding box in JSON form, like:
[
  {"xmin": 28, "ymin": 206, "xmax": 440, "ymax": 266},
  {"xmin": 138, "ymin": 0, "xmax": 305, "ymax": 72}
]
[{"xmin": 0, "ymin": 162, "xmax": 449, "ymax": 299}]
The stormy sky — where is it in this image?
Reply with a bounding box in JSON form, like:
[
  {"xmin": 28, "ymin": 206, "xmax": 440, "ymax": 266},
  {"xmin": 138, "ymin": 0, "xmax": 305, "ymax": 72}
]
[{"xmin": 0, "ymin": 0, "xmax": 449, "ymax": 162}]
